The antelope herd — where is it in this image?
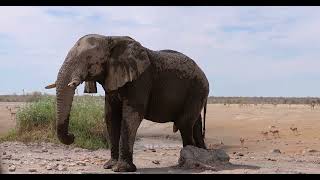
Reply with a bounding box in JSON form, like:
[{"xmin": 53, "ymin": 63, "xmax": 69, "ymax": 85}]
[{"xmin": 221, "ymin": 101, "xmax": 320, "ymax": 109}]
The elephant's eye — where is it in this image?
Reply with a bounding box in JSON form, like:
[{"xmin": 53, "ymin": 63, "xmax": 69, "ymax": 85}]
[{"xmin": 88, "ymin": 63, "xmax": 102, "ymax": 77}]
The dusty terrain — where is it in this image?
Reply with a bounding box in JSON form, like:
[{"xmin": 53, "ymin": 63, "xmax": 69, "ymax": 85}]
[{"xmin": 1, "ymin": 103, "xmax": 320, "ymax": 174}]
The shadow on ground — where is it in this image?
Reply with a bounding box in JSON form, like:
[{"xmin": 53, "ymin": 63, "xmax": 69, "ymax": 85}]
[{"xmin": 137, "ymin": 163, "xmax": 260, "ymax": 174}]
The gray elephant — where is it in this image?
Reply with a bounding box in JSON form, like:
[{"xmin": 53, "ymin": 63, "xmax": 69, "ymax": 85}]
[{"xmin": 46, "ymin": 34, "xmax": 209, "ymax": 172}]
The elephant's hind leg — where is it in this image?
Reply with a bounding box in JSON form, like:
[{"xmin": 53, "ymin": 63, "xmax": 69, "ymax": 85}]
[
  {"xmin": 193, "ymin": 115, "xmax": 207, "ymax": 149},
  {"xmin": 176, "ymin": 119, "xmax": 195, "ymax": 147},
  {"xmin": 175, "ymin": 93, "xmax": 205, "ymax": 147},
  {"xmin": 175, "ymin": 112, "xmax": 199, "ymax": 147}
]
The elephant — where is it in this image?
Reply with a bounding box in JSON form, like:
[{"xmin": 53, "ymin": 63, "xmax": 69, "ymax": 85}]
[{"xmin": 45, "ymin": 34, "xmax": 209, "ymax": 172}]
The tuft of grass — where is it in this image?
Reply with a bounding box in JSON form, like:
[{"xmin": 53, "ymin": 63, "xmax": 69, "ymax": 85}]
[
  {"xmin": 0, "ymin": 95, "xmax": 108, "ymax": 150},
  {"xmin": 69, "ymin": 96, "xmax": 107, "ymax": 149}
]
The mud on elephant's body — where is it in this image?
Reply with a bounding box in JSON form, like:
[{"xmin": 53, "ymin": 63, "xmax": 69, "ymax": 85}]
[{"xmin": 46, "ymin": 34, "xmax": 209, "ymax": 172}]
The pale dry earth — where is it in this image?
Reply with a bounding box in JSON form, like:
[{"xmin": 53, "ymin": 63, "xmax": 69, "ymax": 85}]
[{"xmin": 1, "ymin": 103, "xmax": 320, "ymax": 174}]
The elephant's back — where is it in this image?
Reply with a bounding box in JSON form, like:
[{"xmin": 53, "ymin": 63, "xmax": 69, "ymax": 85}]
[{"xmin": 148, "ymin": 49, "xmax": 209, "ymax": 93}]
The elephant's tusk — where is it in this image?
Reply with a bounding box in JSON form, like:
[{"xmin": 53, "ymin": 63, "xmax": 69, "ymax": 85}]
[
  {"xmin": 67, "ymin": 80, "xmax": 80, "ymax": 88},
  {"xmin": 45, "ymin": 83, "xmax": 56, "ymax": 89}
]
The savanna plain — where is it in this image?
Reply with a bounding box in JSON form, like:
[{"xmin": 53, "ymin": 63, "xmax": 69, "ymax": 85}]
[{"xmin": 1, "ymin": 95, "xmax": 320, "ymax": 174}]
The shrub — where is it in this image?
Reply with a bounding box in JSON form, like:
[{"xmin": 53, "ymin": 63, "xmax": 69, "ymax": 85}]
[{"xmin": 1, "ymin": 96, "xmax": 108, "ymax": 150}]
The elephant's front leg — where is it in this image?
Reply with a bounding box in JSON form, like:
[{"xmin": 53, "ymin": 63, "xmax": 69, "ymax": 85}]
[
  {"xmin": 103, "ymin": 96, "xmax": 122, "ymax": 169},
  {"xmin": 112, "ymin": 99, "xmax": 142, "ymax": 172}
]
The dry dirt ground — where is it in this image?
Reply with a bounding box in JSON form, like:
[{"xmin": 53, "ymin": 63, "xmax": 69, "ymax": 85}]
[{"xmin": 1, "ymin": 102, "xmax": 320, "ymax": 174}]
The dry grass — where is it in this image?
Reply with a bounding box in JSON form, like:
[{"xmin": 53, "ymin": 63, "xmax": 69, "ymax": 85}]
[{"xmin": 0, "ymin": 96, "xmax": 108, "ymax": 150}]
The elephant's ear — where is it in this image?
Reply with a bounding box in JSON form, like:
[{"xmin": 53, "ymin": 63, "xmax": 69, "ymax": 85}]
[
  {"xmin": 84, "ymin": 81, "xmax": 97, "ymax": 93},
  {"xmin": 105, "ymin": 40, "xmax": 150, "ymax": 92}
]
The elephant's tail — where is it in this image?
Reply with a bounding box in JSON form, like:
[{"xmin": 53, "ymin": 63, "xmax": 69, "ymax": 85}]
[{"xmin": 203, "ymin": 98, "xmax": 207, "ymax": 139}]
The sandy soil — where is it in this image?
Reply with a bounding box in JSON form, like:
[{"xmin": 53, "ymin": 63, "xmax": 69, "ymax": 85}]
[{"xmin": 1, "ymin": 103, "xmax": 320, "ymax": 174}]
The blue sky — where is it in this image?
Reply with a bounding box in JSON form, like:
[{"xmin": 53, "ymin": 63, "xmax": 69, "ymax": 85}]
[{"xmin": 0, "ymin": 6, "xmax": 320, "ymax": 97}]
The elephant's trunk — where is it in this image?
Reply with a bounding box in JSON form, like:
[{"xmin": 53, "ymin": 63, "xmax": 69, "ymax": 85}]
[
  {"xmin": 56, "ymin": 86, "xmax": 75, "ymax": 145},
  {"xmin": 55, "ymin": 56, "xmax": 83, "ymax": 145}
]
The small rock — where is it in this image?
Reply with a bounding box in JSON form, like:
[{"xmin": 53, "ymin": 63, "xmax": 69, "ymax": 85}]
[
  {"xmin": 152, "ymin": 160, "xmax": 160, "ymax": 165},
  {"xmin": 46, "ymin": 165, "xmax": 53, "ymax": 170},
  {"xmin": 39, "ymin": 162, "xmax": 47, "ymax": 167},
  {"xmin": 232, "ymin": 152, "xmax": 237, "ymax": 154},
  {"xmin": 28, "ymin": 168, "xmax": 37, "ymax": 172},
  {"xmin": 69, "ymin": 163, "xmax": 77, "ymax": 167},
  {"xmin": 149, "ymin": 149, "xmax": 156, "ymax": 152},
  {"xmin": 237, "ymin": 153, "xmax": 244, "ymax": 156},
  {"xmin": 12, "ymin": 158, "xmax": 20, "ymax": 161},
  {"xmin": 48, "ymin": 163, "xmax": 58, "ymax": 170},
  {"xmin": 42, "ymin": 147, "xmax": 48, "ymax": 153},
  {"xmin": 309, "ymin": 149, "xmax": 318, "ymax": 153},
  {"xmin": 270, "ymin": 149, "xmax": 281, "ymax": 154},
  {"xmin": 302, "ymin": 148, "xmax": 318, "ymax": 154},
  {"xmin": 57, "ymin": 165, "xmax": 67, "ymax": 171},
  {"xmin": 77, "ymin": 162, "xmax": 86, "ymax": 166},
  {"xmin": 74, "ymin": 148, "xmax": 81, "ymax": 153},
  {"xmin": 2, "ymin": 154, "xmax": 12, "ymax": 160},
  {"xmin": 8, "ymin": 165, "xmax": 16, "ymax": 172},
  {"xmin": 2, "ymin": 151, "xmax": 6, "ymax": 155},
  {"xmin": 32, "ymin": 149, "xmax": 42, "ymax": 153},
  {"xmin": 267, "ymin": 158, "xmax": 277, "ymax": 161}
]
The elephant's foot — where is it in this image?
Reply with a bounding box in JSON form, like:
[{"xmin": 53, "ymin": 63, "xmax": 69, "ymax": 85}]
[
  {"xmin": 112, "ymin": 161, "xmax": 136, "ymax": 172},
  {"xmin": 103, "ymin": 159, "xmax": 118, "ymax": 169}
]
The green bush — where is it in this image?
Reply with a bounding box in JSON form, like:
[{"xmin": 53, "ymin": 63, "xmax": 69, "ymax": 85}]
[{"xmin": 1, "ymin": 95, "xmax": 108, "ymax": 150}]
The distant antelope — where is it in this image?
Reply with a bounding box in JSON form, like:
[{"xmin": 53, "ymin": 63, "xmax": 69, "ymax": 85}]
[
  {"xmin": 290, "ymin": 125, "xmax": 299, "ymax": 136},
  {"xmin": 260, "ymin": 131, "xmax": 269, "ymax": 138},
  {"xmin": 7, "ymin": 107, "xmax": 17, "ymax": 121},
  {"xmin": 220, "ymin": 140, "xmax": 224, "ymax": 145},
  {"xmin": 10, "ymin": 111, "xmax": 16, "ymax": 121},
  {"xmin": 310, "ymin": 101, "xmax": 316, "ymax": 110},
  {"xmin": 269, "ymin": 129, "xmax": 280, "ymax": 138},
  {"xmin": 240, "ymin": 137, "xmax": 245, "ymax": 148},
  {"xmin": 268, "ymin": 125, "xmax": 280, "ymax": 138}
]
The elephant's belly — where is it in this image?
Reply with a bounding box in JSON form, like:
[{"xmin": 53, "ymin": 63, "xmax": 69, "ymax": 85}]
[{"xmin": 144, "ymin": 76, "xmax": 189, "ymax": 123}]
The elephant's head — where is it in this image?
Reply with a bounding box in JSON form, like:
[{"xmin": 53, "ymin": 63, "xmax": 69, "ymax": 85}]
[{"xmin": 45, "ymin": 34, "xmax": 150, "ymax": 145}]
